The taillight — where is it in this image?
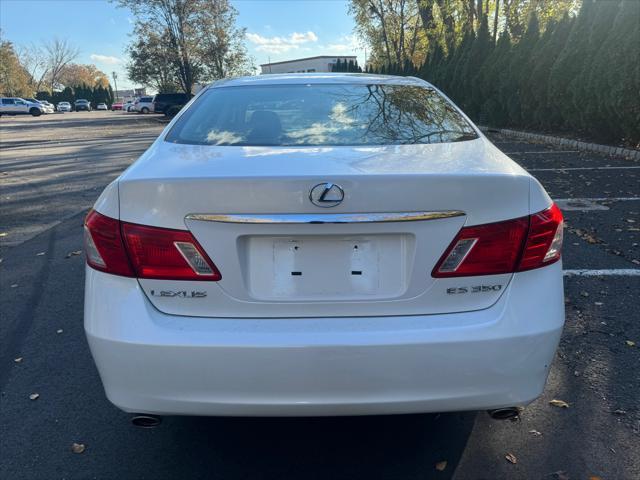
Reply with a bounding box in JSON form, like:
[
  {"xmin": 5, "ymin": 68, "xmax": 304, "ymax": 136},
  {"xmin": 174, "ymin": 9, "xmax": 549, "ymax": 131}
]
[
  {"xmin": 518, "ymin": 203, "xmax": 564, "ymax": 271},
  {"xmin": 84, "ymin": 211, "xmax": 134, "ymax": 276},
  {"xmin": 122, "ymin": 223, "xmax": 221, "ymax": 280},
  {"xmin": 84, "ymin": 210, "xmax": 221, "ymax": 281},
  {"xmin": 432, "ymin": 204, "xmax": 563, "ymax": 277}
]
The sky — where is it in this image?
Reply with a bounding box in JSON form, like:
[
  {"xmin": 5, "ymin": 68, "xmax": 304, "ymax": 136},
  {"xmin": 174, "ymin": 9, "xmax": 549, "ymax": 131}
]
[{"xmin": 0, "ymin": 0, "xmax": 364, "ymax": 89}]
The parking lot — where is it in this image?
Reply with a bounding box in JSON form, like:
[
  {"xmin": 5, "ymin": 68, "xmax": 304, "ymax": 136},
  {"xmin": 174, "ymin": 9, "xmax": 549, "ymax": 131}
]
[{"xmin": 1, "ymin": 112, "xmax": 638, "ymax": 479}]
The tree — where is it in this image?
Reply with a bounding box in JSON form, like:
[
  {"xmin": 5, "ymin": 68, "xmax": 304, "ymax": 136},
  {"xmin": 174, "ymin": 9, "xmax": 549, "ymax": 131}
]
[
  {"xmin": 16, "ymin": 43, "xmax": 48, "ymax": 92},
  {"xmin": 196, "ymin": 0, "xmax": 253, "ymax": 79},
  {"xmin": 0, "ymin": 40, "xmax": 33, "ymax": 97},
  {"xmin": 43, "ymin": 38, "xmax": 79, "ymax": 92},
  {"xmin": 464, "ymin": 15, "xmax": 493, "ymax": 117},
  {"xmin": 572, "ymin": 0, "xmax": 621, "ymax": 137},
  {"xmin": 118, "ymin": 0, "xmax": 252, "ymax": 94},
  {"xmin": 58, "ymin": 63, "xmax": 110, "ymax": 89},
  {"xmin": 588, "ymin": 0, "xmax": 639, "ymax": 144},
  {"xmin": 506, "ymin": 12, "xmax": 539, "ymax": 125},
  {"xmin": 549, "ymin": 0, "xmax": 597, "ymax": 128},
  {"xmin": 526, "ymin": 14, "xmax": 572, "ymax": 128},
  {"xmin": 350, "ymin": 0, "xmax": 427, "ymax": 69},
  {"xmin": 127, "ymin": 21, "xmax": 180, "ymax": 92},
  {"xmin": 478, "ymin": 29, "xmax": 512, "ymax": 126}
]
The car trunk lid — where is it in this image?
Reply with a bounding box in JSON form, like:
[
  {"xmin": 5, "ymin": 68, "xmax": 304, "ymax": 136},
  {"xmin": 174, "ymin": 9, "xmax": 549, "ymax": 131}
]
[{"xmin": 118, "ymin": 139, "xmax": 531, "ymax": 318}]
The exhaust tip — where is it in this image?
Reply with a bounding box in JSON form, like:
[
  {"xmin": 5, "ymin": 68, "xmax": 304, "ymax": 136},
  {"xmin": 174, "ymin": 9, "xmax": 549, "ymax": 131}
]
[
  {"xmin": 487, "ymin": 407, "xmax": 520, "ymax": 420},
  {"xmin": 131, "ymin": 415, "xmax": 161, "ymax": 428}
]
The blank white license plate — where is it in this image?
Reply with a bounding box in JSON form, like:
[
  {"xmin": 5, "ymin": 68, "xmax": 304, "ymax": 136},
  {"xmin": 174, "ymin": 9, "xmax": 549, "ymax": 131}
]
[{"xmin": 245, "ymin": 235, "xmax": 408, "ymax": 301}]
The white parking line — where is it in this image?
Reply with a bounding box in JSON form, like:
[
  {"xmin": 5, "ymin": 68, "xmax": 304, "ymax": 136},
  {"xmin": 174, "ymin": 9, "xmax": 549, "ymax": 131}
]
[
  {"xmin": 530, "ymin": 166, "xmax": 640, "ymax": 172},
  {"xmin": 555, "ymin": 197, "xmax": 640, "ymax": 202},
  {"xmin": 506, "ymin": 151, "xmax": 580, "ymax": 155},
  {"xmin": 564, "ymin": 269, "xmax": 640, "ymax": 277}
]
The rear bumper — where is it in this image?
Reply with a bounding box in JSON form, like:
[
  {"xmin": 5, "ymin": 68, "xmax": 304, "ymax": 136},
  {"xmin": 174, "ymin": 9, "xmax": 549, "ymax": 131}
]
[{"xmin": 85, "ymin": 263, "xmax": 564, "ymax": 416}]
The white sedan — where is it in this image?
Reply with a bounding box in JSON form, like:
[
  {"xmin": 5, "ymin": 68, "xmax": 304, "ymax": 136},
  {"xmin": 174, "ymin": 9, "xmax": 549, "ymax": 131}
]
[
  {"xmin": 84, "ymin": 74, "xmax": 564, "ymax": 421},
  {"xmin": 57, "ymin": 102, "xmax": 72, "ymax": 112},
  {"xmin": 96, "ymin": 103, "xmax": 108, "ymax": 111}
]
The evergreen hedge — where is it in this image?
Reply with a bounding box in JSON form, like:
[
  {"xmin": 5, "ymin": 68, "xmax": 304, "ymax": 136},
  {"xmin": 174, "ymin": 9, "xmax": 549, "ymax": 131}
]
[
  {"xmin": 35, "ymin": 84, "xmax": 115, "ymax": 108},
  {"xmin": 368, "ymin": 0, "xmax": 639, "ymax": 146}
]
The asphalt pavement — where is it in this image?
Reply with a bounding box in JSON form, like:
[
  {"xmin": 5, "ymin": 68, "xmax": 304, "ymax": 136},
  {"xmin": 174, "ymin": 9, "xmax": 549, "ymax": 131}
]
[{"xmin": 1, "ymin": 113, "xmax": 638, "ymax": 480}]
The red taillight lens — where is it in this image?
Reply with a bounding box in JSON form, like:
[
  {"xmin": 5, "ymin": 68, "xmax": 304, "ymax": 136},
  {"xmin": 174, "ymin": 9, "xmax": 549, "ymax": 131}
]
[
  {"xmin": 84, "ymin": 210, "xmax": 134, "ymax": 276},
  {"xmin": 517, "ymin": 203, "xmax": 564, "ymax": 271},
  {"xmin": 432, "ymin": 204, "xmax": 563, "ymax": 277},
  {"xmin": 84, "ymin": 210, "xmax": 221, "ymax": 281},
  {"xmin": 122, "ymin": 223, "xmax": 221, "ymax": 281},
  {"xmin": 432, "ymin": 217, "xmax": 529, "ymax": 277}
]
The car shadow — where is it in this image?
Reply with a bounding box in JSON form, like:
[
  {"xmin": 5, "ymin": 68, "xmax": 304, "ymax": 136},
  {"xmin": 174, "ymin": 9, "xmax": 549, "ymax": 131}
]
[{"xmin": 138, "ymin": 412, "xmax": 477, "ymax": 480}]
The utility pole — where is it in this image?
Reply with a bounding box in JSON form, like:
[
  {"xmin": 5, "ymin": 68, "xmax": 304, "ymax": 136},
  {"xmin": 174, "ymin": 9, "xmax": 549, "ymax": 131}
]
[{"xmin": 111, "ymin": 71, "xmax": 119, "ymax": 102}]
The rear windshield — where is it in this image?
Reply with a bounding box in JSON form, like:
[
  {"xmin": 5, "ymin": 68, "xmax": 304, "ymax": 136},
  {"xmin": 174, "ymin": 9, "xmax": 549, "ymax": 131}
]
[{"xmin": 165, "ymin": 84, "xmax": 478, "ymax": 147}]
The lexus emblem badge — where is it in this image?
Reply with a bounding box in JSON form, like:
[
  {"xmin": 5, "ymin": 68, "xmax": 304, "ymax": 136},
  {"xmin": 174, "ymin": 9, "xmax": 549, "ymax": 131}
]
[{"xmin": 309, "ymin": 182, "xmax": 344, "ymax": 208}]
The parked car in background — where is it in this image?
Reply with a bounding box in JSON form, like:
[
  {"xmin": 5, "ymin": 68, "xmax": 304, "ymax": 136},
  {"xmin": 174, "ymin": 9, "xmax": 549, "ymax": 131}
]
[
  {"xmin": 123, "ymin": 100, "xmax": 135, "ymax": 112},
  {"xmin": 84, "ymin": 74, "xmax": 565, "ymax": 419},
  {"xmin": 134, "ymin": 96, "xmax": 154, "ymax": 113},
  {"xmin": 0, "ymin": 97, "xmax": 45, "ymax": 116},
  {"xmin": 111, "ymin": 102, "xmax": 123, "ymax": 111},
  {"xmin": 97, "ymin": 103, "xmax": 108, "ymax": 111},
  {"xmin": 57, "ymin": 101, "xmax": 72, "ymax": 112},
  {"xmin": 40, "ymin": 100, "xmax": 56, "ymax": 113},
  {"xmin": 152, "ymin": 93, "xmax": 192, "ymax": 117},
  {"xmin": 74, "ymin": 99, "xmax": 91, "ymax": 112},
  {"xmin": 24, "ymin": 98, "xmax": 54, "ymax": 114}
]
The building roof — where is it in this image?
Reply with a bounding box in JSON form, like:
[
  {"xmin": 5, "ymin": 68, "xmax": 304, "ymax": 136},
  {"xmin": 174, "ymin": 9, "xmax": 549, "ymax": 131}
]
[
  {"xmin": 211, "ymin": 73, "xmax": 430, "ymax": 88},
  {"xmin": 260, "ymin": 55, "xmax": 357, "ymax": 67}
]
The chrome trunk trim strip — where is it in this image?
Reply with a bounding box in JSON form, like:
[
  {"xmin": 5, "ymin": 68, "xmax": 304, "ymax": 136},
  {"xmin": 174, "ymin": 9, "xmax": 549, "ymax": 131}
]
[{"xmin": 185, "ymin": 211, "xmax": 465, "ymax": 224}]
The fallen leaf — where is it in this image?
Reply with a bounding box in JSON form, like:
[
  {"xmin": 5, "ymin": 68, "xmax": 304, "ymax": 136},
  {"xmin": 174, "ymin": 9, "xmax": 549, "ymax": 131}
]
[
  {"xmin": 14, "ymin": 357, "xmax": 22, "ymax": 363},
  {"xmin": 529, "ymin": 429, "xmax": 542, "ymax": 436},
  {"xmin": 505, "ymin": 452, "xmax": 517, "ymax": 464},
  {"xmin": 36, "ymin": 252, "xmax": 45, "ymax": 256},
  {"xmin": 580, "ymin": 291, "xmax": 589, "ymax": 297},
  {"xmin": 626, "ymin": 340, "xmax": 636, "ymax": 347},
  {"xmin": 435, "ymin": 461, "xmax": 447, "ymax": 471},
  {"xmin": 29, "ymin": 393, "xmax": 39, "ymax": 400},
  {"xmin": 0, "ymin": 233, "xmax": 7, "ymax": 237},
  {"xmin": 594, "ymin": 302, "xmax": 603, "ymax": 306},
  {"xmin": 56, "ymin": 329, "xmax": 63, "ymax": 334},
  {"xmin": 10, "ymin": 284, "xmax": 18, "ymax": 288},
  {"xmin": 627, "ymin": 219, "xmax": 636, "ymax": 223},
  {"xmin": 549, "ymin": 399, "xmax": 570, "ymax": 408},
  {"xmin": 612, "ymin": 409, "xmax": 626, "ymax": 415},
  {"xmin": 71, "ymin": 443, "xmax": 85, "ymax": 454},
  {"xmin": 66, "ymin": 250, "xmax": 82, "ymax": 258}
]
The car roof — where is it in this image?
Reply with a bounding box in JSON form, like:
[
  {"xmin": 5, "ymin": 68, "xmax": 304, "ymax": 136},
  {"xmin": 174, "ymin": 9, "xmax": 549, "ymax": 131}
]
[{"xmin": 210, "ymin": 73, "xmax": 432, "ymax": 89}]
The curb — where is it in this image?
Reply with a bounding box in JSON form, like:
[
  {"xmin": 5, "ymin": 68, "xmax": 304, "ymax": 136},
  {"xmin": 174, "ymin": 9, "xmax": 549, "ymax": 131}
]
[{"xmin": 479, "ymin": 126, "xmax": 640, "ymax": 161}]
